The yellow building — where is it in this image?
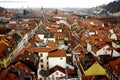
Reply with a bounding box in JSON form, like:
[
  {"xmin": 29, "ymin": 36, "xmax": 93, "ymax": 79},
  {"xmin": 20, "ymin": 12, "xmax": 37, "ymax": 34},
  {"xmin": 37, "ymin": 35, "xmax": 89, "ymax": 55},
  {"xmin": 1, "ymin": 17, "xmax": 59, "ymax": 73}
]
[
  {"xmin": 84, "ymin": 62, "xmax": 109, "ymax": 77},
  {"xmin": 76, "ymin": 52, "xmax": 110, "ymax": 80},
  {"xmin": 0, "ymin": 40, "xmax": 12, "ymax": 69}
]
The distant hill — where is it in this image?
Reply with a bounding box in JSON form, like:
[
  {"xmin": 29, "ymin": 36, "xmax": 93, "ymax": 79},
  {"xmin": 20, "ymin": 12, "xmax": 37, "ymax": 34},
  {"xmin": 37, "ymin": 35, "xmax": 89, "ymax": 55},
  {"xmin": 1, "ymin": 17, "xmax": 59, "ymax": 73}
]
[
  {"xmin": 0, "ymin": 7, "xmax": 7, "ymax": 13},
  {"xmin": 104, "ymin": 0, "xmax": 120, "ymax": 13}
]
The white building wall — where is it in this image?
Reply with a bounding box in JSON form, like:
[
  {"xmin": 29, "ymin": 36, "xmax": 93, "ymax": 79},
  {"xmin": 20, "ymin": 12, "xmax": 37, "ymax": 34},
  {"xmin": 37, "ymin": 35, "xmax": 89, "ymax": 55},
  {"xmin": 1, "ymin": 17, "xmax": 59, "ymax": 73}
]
[
  {"xmin": 112, "ymin": 42, "xmax": 120, "ymax": 48},
  {"xmin": 87, "ymin": 43, "xmax": 92, "ymax": 52},
  {"xmin": 17, "ymin": 40, "xmax": 25, "ymax": 51},
  {"xmin": 96, "ymin": 45, "xmax": 120, "ymax": 57},
  {"xmin": 48, "ymin": 57, "xmax": 66, "ymax": 69},
  {"xmin": 38, "ymin": 34, "xmax": 44, "ymax": 40},
  {"xmin": 23, "ymin": 33, "xmax": 29, "ymax": 45},
  {"xmin": 106, "ymin": 50, "xmax": 120, "ymax": 57},
  {"xmin": 96, "ymin": 45, "xmax": 110, "ymax": 56},
  {"xmin": 49, "ymin": 70, "xmax": 66, "ymax": 80}
]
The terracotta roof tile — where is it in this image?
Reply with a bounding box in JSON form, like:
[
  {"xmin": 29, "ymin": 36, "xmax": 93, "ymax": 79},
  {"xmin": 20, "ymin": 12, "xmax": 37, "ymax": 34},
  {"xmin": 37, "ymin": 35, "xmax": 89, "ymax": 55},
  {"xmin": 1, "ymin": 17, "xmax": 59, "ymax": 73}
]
[
  {"xmin": 82, "ymin": 75, "xmax": 97, "ymax": 80},
  {"xmin": 12, "ymin": 61, "xmax": 32, "ymax": 75},
  {"xmin": 18, "ymin": 47, "xmax": 56, "ymax": 56},
  {"xmin": 5, "ymin": 73, "xmax": 24, "ymax": 80},
  {"xmin": 48, "ymin": 27, "xmax": 58, "ymax": 33},
  {"xmin": 78, "ymin": 50, "xmax": 86, "ymax": 59},
  {"xmin": 0, "ymin": 42, "xmax": 9, "ymax": 57},
  {"xmin": 0, "ymin": 67, "xmax": 11, "ymax": 80},
  {"xmin": 104, "ymin": 58, "xmax": 120, "ymax": 80},
  {"xmin": 54, "ymin": 33, "xmax": 65, "ymax": 40},
  {"xmin": 46, "ymin": 40, "xmax": 57, "ymax": 48},
  {"xmin": 49, "ymin": 65, "xmax": 65, "ymax": 75},
  {"xmin": 66, "ymin": 68, "xmax": 76, "ymax": 77},
  {"xmin": 48, "ymin": 49, "xmax": 66, "ymax": 57}
]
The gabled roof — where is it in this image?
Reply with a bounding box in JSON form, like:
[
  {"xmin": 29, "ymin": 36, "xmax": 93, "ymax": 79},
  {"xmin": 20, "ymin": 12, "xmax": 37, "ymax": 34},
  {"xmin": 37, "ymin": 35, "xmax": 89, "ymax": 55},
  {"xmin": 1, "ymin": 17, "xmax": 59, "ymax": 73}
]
[
  {"xmin": 0, "ymin": 66, "xmax": 25, "ymax": 80},
  {"xmin": 16, "ymin": 50, "xmax": 36, "ymax": 63},
  {"xmin": 18, "ymin": 47, "xmax": 56, "ymax": 55},
  {"xmin": 49, "ymin": 65, "xmax": 65, "ymax": 75},
  {"xmin": 80, "ymin": 52, "xmax": 97, "ymax": 71},
  {"xmin": 12, "ymin": 61, "xmax": 32, "ymax": 75},
  {"xmin": 84, "ymin": 62, "xmax": 106, "ymax": 76},
  {"xmin": 48, "ymin": 49, "xmax": 66, "ymax": 57},
  {"xmin": 66, "ymin": 68, "xmax": 76, "ymax": 77}
]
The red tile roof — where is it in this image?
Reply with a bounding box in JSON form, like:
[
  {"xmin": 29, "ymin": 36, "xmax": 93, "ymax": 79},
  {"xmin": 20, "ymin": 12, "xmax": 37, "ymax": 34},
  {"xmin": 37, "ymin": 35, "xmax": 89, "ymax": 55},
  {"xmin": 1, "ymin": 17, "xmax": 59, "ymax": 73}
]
[
  {"xmin": 54, "ymin": 33, "xmax": 65, "ymax": 40},
  {"xmin": 18, "ymin": 47, "xmax": 56, "ymax": 56},
  {"xmin": 46, "ymin": 40, "xmax": 57, "ymax": 48},
  {"xmin": 48, "ymin": 49, "xmax": 66, "ymax": 57},
  {"xmin": 49, "ymin": 65, "xmax": 65, "ymax": 74},
  {"xmin": 5, "ymin": 73, "xmax": 24, "ymax": 80},
  {"xmin": 66, "ymin": 68, "xmax": 76, "ymax": 77},
  {"xmin": 82, "ymin": 75, "xmax": 97, "ymax": 80},
  {"xmin": 0, "ymin": 67, "xmax": 11, "ymax": 80},
  {"xmin": 104, "ymin": 58, "xmax": 120, "ymax": 80},
  {"xmin": 13, "ymin": 61, "xmax": 32, "ymax": 75},
  {"xmin": 0, "ymin": 42, "xmax": 9, "ymax": 57},
  {"xmin": 48, "ymin": 27, "xmax": 58, "ymax": 33}
]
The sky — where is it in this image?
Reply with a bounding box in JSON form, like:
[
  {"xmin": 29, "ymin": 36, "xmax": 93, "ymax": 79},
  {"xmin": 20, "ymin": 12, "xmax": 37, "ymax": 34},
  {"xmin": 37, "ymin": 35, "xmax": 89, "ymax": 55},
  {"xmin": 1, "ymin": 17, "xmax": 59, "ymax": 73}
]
[{"xmin": 0, "ymin": 0, "xmax": 115, "ymax": 8}]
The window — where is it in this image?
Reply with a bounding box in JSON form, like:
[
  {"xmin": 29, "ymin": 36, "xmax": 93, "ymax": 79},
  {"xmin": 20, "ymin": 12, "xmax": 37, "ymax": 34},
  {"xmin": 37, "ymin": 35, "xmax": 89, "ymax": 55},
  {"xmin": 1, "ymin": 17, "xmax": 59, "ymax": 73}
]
[
  {"xmin": 56, "ymin": 72, "xmax": 59, "ymax": 75},
  {"xmin": 60, "ymin": 58, "xmax": 63, "ymax": 60},
  {"xmin": 52, "ymin": 75, "xmax": 54, "ymax": 80},
  {"xmin": 47, "ymin": 56, "xmax": 48, "ymax": 59},
  {"xmin": 41, "ymin": 65, "xmax": 43, "ymax": 68},
  {"xmin": 41, "ymin": 59, "xmax": 43, "ymax": 62},
  {"xmin": 40, "ymin": 54, "xmax": 43, "ymax": 57},
  {"xmin": 47, "ymin": 66, "xmax": 49, "ymax": 69}
]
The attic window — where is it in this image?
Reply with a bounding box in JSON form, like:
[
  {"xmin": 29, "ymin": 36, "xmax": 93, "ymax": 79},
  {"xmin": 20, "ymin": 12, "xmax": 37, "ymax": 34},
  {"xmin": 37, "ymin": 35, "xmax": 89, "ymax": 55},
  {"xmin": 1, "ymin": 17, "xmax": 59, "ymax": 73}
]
[{"xmin": 56, "ymin": 72, "xmax": 59, "ymax": 75}]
